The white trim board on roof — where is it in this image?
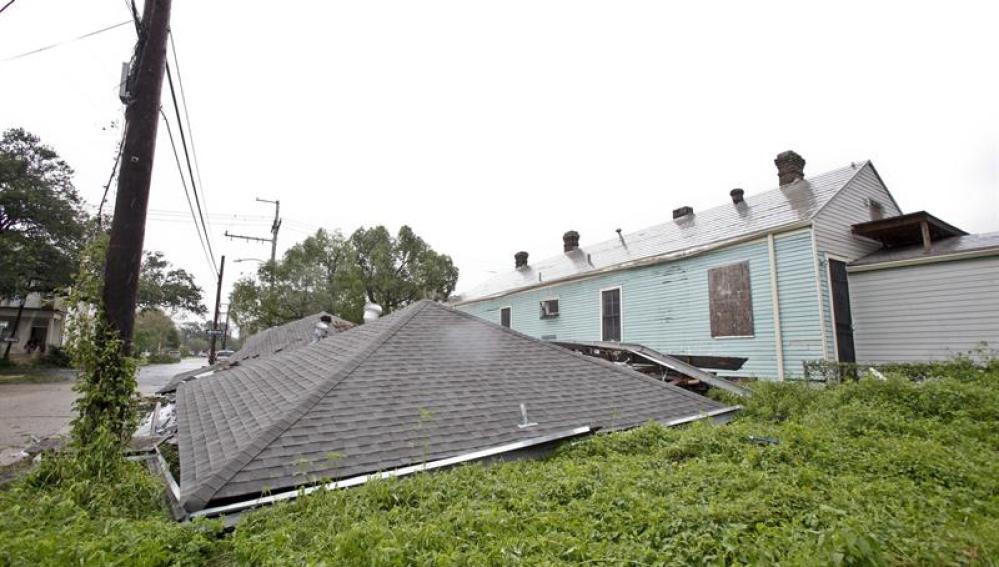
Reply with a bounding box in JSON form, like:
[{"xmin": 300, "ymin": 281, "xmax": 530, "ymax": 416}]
[
  {"xmin": 847, "ymin": 247, "xmax": 999, "ymax": 273},
  {"xmin": 188, "ymin": 426, "xmax": 594, "ymax": 520},
  {"xmin": 185, "ymin": 403, "xmax": 742, "ymax": 521},
  {"xmin": 454, "ymin": 222, "xmax": 815, "ymax": 305}
]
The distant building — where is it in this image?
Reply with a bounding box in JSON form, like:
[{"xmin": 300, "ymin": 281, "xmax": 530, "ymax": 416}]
[
  {"xmin": 0, "ymin": 292, "xmax": 67, "ymax": 361},
  {"xmin": 453, "ymin": 151, "xmax": 998, "ymax": 378}
]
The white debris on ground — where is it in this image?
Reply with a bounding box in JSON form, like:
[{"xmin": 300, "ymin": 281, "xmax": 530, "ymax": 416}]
[
  {"xmin": 0, "ymin": 448, "xmax": 30, "ymax": 467},
  {"xmin": 135, "ymin": 402, "xmax": 177, "ymax": 437}
]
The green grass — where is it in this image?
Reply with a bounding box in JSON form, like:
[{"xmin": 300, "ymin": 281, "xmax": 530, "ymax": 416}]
[
  {"xmin": 0, "ymin": 367, "xmax": 74, "ymax": 384},
  {"xmin": 2, "ymin": 363, "xmax": 997, "ymax": 566}
]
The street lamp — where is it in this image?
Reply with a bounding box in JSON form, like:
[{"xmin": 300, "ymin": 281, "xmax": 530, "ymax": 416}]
[{"xmin": 233, "ymin": 258, "xmax": 266, "ymax": 264}]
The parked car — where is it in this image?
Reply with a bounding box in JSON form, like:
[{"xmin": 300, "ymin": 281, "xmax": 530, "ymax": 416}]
[{"xmin": 215, "ymin": 349, "xmax": 235, "ymax": 362}]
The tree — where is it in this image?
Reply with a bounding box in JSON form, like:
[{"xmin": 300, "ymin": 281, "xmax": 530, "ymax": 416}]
[
  {"xmin": 137, "ymin": 251, "xmax": 207, "ymax": 315},
  {"xmin": 178, "ymin": 321, "xmax": 209, "ymax": 355},
  {"xmin": 228, "ymin": 226, "xmax": 458, "ymax": 334},
  {"xmin": 0, "ymin": 128, "xmax": 88, "ymax": 297},
  {"xmin": 229, "ymin": 229, "xmax": 361, "ymax": 335},
  {"xmin": 132, "ymin": 308, "xmax": 180, "ymax": 355},
  {"xmin": 349, "ymin": 225, "xmax": 458, "ymax": 312}
]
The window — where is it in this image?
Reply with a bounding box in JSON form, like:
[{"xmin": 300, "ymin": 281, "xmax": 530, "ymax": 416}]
[
  {"xmin": 708, "ymin": 262, "xmax": 754, "ymax": 337},
  {"xmin": 601, "ymin": 288, "xmax": 621, "ymax": 342},
  {"xmin": 540, "ymin": 299, "xmax": 559, "ymax": 319},
  {"xmin": 500, "ymin": 307, "xmax": 511, "ymax": 328},
  {"xmin": 867, "ymin": 198, "xmax": 884, "ymax": 220}
]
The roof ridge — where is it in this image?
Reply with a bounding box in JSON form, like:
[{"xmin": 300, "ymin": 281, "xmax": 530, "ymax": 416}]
[
  {"xmin": 436, "ymin": 302, "xmax": 740, "ymax": 409},
  {"xmin": 181, "ymin": 301, "xmax": 430, "ymax": 512}
]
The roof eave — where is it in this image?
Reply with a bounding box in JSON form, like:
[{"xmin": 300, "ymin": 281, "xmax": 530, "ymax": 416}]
[
  {"xmin": 454, "ymin": 220, "xmax": 814, "ymax": 305},
  {"xmin": 848, "ymin": 245, "xmax": 999, "ymax": 272}
]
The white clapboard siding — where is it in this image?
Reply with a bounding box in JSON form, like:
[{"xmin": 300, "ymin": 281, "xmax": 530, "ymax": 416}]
[
  {"xmin": 812, "ymin": 162, "xmax": 903, "ymax": 359},
  {"xmin": 849, "ymin": 256, "xmax": 999, "ymax": 362},
  {"xmin": 813, "ymin": 163, "xmax": 903, "ymax": 261}
]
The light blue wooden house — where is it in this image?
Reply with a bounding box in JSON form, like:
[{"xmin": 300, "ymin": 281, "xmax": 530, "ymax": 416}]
[{"xmin": 452, "ymin": 151, "xmax": 904, "ymax": 380}]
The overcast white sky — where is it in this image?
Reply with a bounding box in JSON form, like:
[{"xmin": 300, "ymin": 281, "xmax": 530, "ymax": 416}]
[{"xmin": 2, "ymin": 1, "xmax": 997, "ymax": 317}]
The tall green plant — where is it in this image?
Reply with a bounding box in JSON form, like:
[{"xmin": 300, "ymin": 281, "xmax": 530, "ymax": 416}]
[{"xmin": 61, "ymin": 234, "xmax": 139, "ymax": 479}]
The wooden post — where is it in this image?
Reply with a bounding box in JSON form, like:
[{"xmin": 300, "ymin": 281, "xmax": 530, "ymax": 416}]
[
  {"xmin": 1, "ymin": 294, "xmax": 27, "ymax": 360},
  {"xmin": 208, "ymin": 256, "xmax": 225, "ymax": 364},
  {"xmin": 101, "ymin": 0, "xmax": 172, "ymax": 353}
]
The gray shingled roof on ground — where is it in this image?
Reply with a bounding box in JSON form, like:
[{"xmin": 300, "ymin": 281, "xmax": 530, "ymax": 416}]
[
  {"xmin": 455, "ymin": 162, "xmax": 868, "ymax": 303},
  {"xmin": 157, "ymin": 312, "xmax": 354, "ymax": 394},
  {"xmin": 156, "ymin": 364, "xmax": 219, "ymax": 394},
  {"xmin": 851, "ymin": 232, "xmax": 999, "ymax": 267},
  {"xmin": 230, "ymin": 311, "xmax": 354, "ymax": 363},
  {"xmin": 176, "ymin": 300, "xmax": 736, "ymax": 513}
]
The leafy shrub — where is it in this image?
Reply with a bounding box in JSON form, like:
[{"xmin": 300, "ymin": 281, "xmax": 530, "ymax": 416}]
[
  {"xmin": 38, "ymin": 345, "xmax": 72, "ymax": 367},
  {"xmin": 0, "ymin": 456, "xmax": 222, "ymax": 566}
]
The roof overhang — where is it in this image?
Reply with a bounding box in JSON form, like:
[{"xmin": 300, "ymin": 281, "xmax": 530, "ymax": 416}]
[{"xmin": 851, "ymin": 211, "xmax": 966, "ymax": 248}]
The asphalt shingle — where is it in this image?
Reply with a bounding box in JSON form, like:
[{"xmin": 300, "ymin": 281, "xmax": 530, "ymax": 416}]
[
  {"xmin": 175, "ymin": 301, "xmax": 737, "ymax": 512},
  {"xmin": 158, "ymin": 312, "xmax": 354, "ymax": 394}
]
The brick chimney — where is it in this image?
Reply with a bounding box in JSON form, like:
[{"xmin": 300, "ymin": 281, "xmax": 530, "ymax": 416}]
[
  {"xmin": 673, "ymin": 206, "xmax": 693, "ymax": 219},
  {"xmin": 514, "ymin": 251, "xmax": 528, "ymax": 269},
  {"xmin": 563, "ymin": 231, "xmax": 579, "ymax": 252},
  {"xmin": 775, "ymin": 150, "xmax": 805, "ymax": 186}
]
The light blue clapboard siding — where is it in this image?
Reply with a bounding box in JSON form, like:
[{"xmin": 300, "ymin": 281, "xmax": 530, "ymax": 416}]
[
  {"xmin": 458, "ymin": 230, "xmax": 823, "ymax": 380},
  {"xmin": 774, "ymin": 232, "xmax": 825, "ymax": 376}
]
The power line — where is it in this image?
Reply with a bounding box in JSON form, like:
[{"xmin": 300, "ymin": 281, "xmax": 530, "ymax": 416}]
[
  {"xmin": 164, "ymin": 60, "xmax": 217, "ymax": 269},
  {"xmin": 167, "ymin": 30, "xmax": 212, "ymax": 235},
  {"xmin": 160, "ymin": 108, "xmax": 218, "ymax": 279},
  {"xmin": 0, "ymin": 0, "xmax": 16, "ymax": 16},
  {"xmin": 97, "ymin": 123, "xmax": 129, "ymax": 225},
  {"xmin": 1, "ymin": 20, "xmax": 132, "ymax": 62}
]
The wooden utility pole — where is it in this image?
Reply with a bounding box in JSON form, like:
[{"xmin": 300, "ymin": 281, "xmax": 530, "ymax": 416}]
[
  {"xmin": 1, "ymin": 294, "xmax": 27, "ymax": 361},
  {"xmin": 224, "ymin": 198, "xmax": 281, "ymax": 263},
  {"xmin": 221, "ymin": 308, "xmax": 230, "ymax": 350},
  {"xmin": 208, "ymin": 255, "xmax": 225, "ymax": 364},
  {"xmin": 102, "ymin": 0, "xmax": 172, "ymax": 353},
  {"xmin": 256, "ymin": 197, "xmax": 281, "ymax": 264}
]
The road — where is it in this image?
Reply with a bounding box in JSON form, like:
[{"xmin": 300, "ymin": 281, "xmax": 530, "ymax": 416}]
[{"xmin": 0, "ymin": 357, "xmax": 205, "ymax": 466}]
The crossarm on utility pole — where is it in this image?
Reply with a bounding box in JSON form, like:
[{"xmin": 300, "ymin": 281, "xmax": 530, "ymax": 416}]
[{"xmin": 224, "ymin": 230, "xmax": 272, "ymax": 244}]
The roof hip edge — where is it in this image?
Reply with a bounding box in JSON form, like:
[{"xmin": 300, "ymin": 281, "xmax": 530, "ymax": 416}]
[{"xmin": 180, "ymin": 302, "xmax": 430, "ymax": 513}]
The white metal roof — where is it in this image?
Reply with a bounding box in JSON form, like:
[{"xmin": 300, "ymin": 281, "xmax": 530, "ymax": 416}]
[{"xmin": 455, "ymin": 162, "xmax": 866, "ymax": 303}]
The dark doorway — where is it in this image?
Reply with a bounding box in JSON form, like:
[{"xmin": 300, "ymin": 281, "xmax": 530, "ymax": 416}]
[
  {"xmin": 828, "ymin": 260, "xmax": 855, "ymax": 363},
  {"xmin": 601, "ymin": 288, "xmax": 621, "ymax": 342},
  {"xmin": 28, "ymin": 326, "xmax": 48, "ymax": 354}
]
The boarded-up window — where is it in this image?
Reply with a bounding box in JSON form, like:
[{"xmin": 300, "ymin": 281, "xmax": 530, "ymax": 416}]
[
  {"xmin": 708, "ymin": 262, "xmax": 754, "ymax": 337},
  {"xmin": 500, "ymin": 307, "xmax": 511, "ymax": 328},
  {"xmin": 601, "ymin": 288, "xmax": 622, "ymax": 341}
]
